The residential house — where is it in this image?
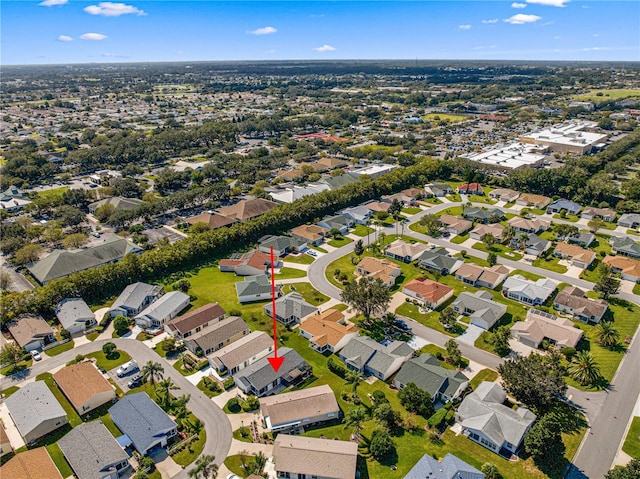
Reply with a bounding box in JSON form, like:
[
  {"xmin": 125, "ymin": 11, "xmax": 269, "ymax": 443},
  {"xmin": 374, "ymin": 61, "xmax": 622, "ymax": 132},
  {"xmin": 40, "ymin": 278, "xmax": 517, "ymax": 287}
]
[
  {"xmin": 208, "ymin": 331, "xmax": 273, "ymax": 376},
  {"xmin": 164, "ymin": 303, "xmax": 226, "ymax": 339},
  {"xmin": 319, "ymin": 172, "xmax": 360, "ymax": 190},
  {"xmin": 457, "ymin": 183, "xmax": 484, "ymax": 195},
  {"xmin": 270, "ymin": 183, "xmax": 330, "ymax": 204},
  {"xmin": 109, "ymin": 282, "xmax": 163, "ymax": 318},
  {"xmin": 510, "ymin": 232, "xmax": 551, "ymax": 257},
  {"xmin": 8, "ymin": 315, "xmax": 55, "ymax": 352},
  {"xmin": 260, "ymin": 385, "xmax": 340, "ymax": 433},
  {"xmin": 455, "ymin": 264, "xmax": 509, "ymax": 289},
  {"xmin": 547, "ymin": 198, "xmax": 582, "ymax": 215},
  {"xmin": 184, "ymin": 211, "xmax": 236, "ymax": 230},
  {"xmin": 290, "ymin": 224, "xmax": 329, "ymax": 246},
  {"xmin": 0, "ymin": 185, "xmax": 32, "ymax": 212},
  {"xmin": 489, "ymin": 188, "xmax": 520, "ymax": 202},
  {"xmin": 217, "ymin": 198, "xmax": 278, "ymax": 221},
  {"xmin": 463, "ymin": 207, "xmax": 504, "ymax": 224},
  {"xmin": 451, "ymin": 291, "xmax": 508, "ymax": 330},
  {"xmin": 108, "ymin": 392, "xmax": 178, "ymax": 455},
  {"xmin": 515, "ymin": 193, "xmax": 551, "ymax": 209},
  {"xmin": 553, "ymin": 242, "xmax": 596, "ymax": 269},
  {"xmin": 381, "ymin": 192, "xmax": 415, "ymax": 206},
  {"xmin": 610, "ymin": 236, "xmax": 640, "ymax": 259},
  {"xmin": 394, "ymin": 354, "xmax": 469, "ymax": 403},
  {"xmin": 403, "ymin": 278, "xmax": 454, "ymax": 310},
  {"xmin": 507, "ymin": 217, "xmax": 550, "ymax": 234},
  {"xmin": 356, "ymin": 257, "xmax": 402, "ymax": 287},
  {"xmin": 385, "ymin": 239, "xmax": 429, "ymax": 263},
  {"xmin": 5, "ymin": 381, "xmax": 68, "ymax": 443},
  {"xmin": 417, "ymin": 248, "xmax": 463, "ymax": 275},
  {"xmin": 469, "ymin": 223, "xmax": 505, "ymax": 242},
  {"xmin": 0, "ymin": 425, "xmax": 12, "ymax": 458},
  {"xmin": 235, "ymin": 274, "xmax": 282, "ymax": 303},
  {"xmin": 259, "ymin": 235, "xmax": 307, "ymax": 257},
  {"xmin": 401, "ymin": 187, "xmax": 427, "ymax": 201},
  {"xmin": 502, "ymin": 275, "xmax": 558, "ymax": 306},
  {"xmin": 58, "ymin": 421, "xmax": 129, "ymax": 479},
  {"xmin": 351, "ymin": 163, "xmax": 398, "ymax": 179},
  {"xmin": 618, "ymin": 213, "xmax": 640, "ymax": 229},
  {"xmin": 603, "ymin": 255, "xmax": 640, "ymax": 283},
  {"xmin": 581, "ymin": 207, "xmax": 617, "ymax": 222},
  {"xmin": 456, "ymin": 382, "xmax": 536, "ymax": 455},
  {"xmin": 28, "ymin": 236, "xmax": 143, "ymax": 285},
  {"xmin": 263, "ymin": 292, "xmax": 319, "ymax": 326},
  {"xmin": 134, "ymin": 291, "xmax": 190, "ymax": 329},
  {"xmin": 316, "ymin": 157, "xmax": 348, "ymax": 170},
  {"xmin": 0, "ymin": 447, "xmax": 63, "ymax": 479},
  {"xmin": 88, "ymin": 196, "xmax": 144, "ymax": 215},
  {"xmin": 425, "ymin": 183, "xmax": 453, "ymax": 197},
  {"xmin": 55, "ymin": 298, "xmax": 96, "ymax": 336},
  {"xmin": 340, "ymin": 204, "xmax": 373, "ymax": 225},
  {"xmin": 511, "ymin": 309, "xmax": 584, "ymax": 349},
  {"xmin": 53, "ymin": 362, "xmax": 116, "ymax": 415},
  {"xmin": 554, "ymin": 287, "xmax": 609, "ymax": 324},
  {"xmin": 233, "ymin": 347, "xmax": 311, "ymax": 397},
  {"xmin": 338, "ymin": 336, "xmax": 413, "ymax": 380},
  {"xmin": 299, "ymin": 309, "xmax": 358, "ymax": 353},
  {"xmin": 404, "ymin": 453, "xmax": 485, "ymax": 479},
  {"xmin": 439, "ymin": 215, "xmax": 473, "ymax": 235},
  {"xmin": 219, "ymin": 249, "xmax": 274, "ymax": 276},
  {"xmin": 365, "ymin": 201, "xmax": 391, "ymax": 213},
  {"xmin": 568, "ymin": 232, "xmax": 596, "ymax": 248},
  {"xmin": 273, "ymin": 434, "xmax": 358, "ymax": 479},
  {"xmin": 317, "ymin": 214, "xmax": 354, "ymax": 235},
  {"xmin": 183, "ymin": 316, "xmax": 250, "ymax": 355}
]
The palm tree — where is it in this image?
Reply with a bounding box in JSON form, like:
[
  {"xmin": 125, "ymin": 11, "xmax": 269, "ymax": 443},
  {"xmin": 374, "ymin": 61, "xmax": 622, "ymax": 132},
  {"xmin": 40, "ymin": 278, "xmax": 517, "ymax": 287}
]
[
  {"xmin": 596, "ymin": 321, "xmax": 620, "ymax": 347},
  {"xmin": 141, "ymin": 361, "xmax": 164, "ymax": 389},
  {"xmin": 568, "ymin": 350, "xmax": 601, "ymax": 386},
  {"xmin": 248, "ymin": 451, "xmax": 268, "ymax": 476},
  {"xmin": 503, "ymin": 224, "xmax": 515, "ymax": 244},
  {"xmin": 187, "ymin": 454, "xmax": 218, "ymax": 479},
  {"xmin": 344, "ymin": 406, "xmax": 366, "ymax": 442},
  {"xmin": 345, "ymin": 370, "xmax": 364, "ymax": 396},
  {"xmin": 517, "ymin": 233, "xmax": 529, "ymax": 252},
  {"xmin": 157, "ymin": 377, "xmax": 178, "ymax": 410}
]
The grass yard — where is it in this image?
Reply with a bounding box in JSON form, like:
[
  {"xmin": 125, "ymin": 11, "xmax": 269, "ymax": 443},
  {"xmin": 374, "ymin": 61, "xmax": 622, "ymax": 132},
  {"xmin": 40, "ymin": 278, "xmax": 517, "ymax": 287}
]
[
  {"xmin": 36, "ymin": 372, "xmax": 82, "ymax": 427},
  {"xmin": 100, "ymin": 412, "xmax": 123, "ymax": 437},
  {"xmin": 469, "ymin": 369, "xmax": 499, "ymax": 389},
  {"xmin": 574, "ymin": 89, "xmax": 640, "ymax": 102},
  {"xmin": 0, "ymin": 358, "xmax": 32, "ymax": 376},
  {"xmin": 283, "ymin": 253, "xmax": 314, "ymax": 265},
  {"xmin": 580, "ymin": 259, "xmax": 602, "ymax": 283},
  {"xmin": 553, "ymin": 214, "xmax": 580, "ymax": 223},
  {"xmin": 196, "ymin": 377, "xmax": 223, "ymax": 398},
  {"xmin": 450, "ymin": 232, "xmax": 469, "ymax": 245},
  {"xmin": 46, "ymin": 443, "xmax": 74, "ymax": 478},
  {"xmin": 352, "ymin": 224, "xmax": 376, "ymax": 237},
  {"xmin": 402, "ymin": 207, "xmax": 422, "ymax": 215},
  {"xmin": 453, "ymin": 253, "xmax": 490, "ymax": 268},
  {"xmin": 86, "ymin": 332, "xmax": 100, "ymax": 341},
  {"xmin": 172, "ymin": 426, "xmax": 206, "ymax": 467},
  {"xmin": 473, "ymin": 242, "xmax": 523, "ymax": 261},
  {"xmin": 328, "ymin": 236, "xmax": 353, "ymax": 248},
  {"xmin": 311, "ymin": 245, "xmax": 329, "ymax": 253},
  {"xmin": 45, "ymin": 340, "xmax": 75, "ymax": 356},
  {"xmin": 418, "ymin": 344, "xmax": 469, "ymax": 369},
  {"xmin": 275, "ymin": 267, "xmax": 307, "ymax": 280},
  {"xmin": 1, "ymin": 385, "xmax": 20, "ymax": 397},
  {"xmin": 422, "ymin": 113, "xmax": 468, "ymax": 123},
  {"xmin": 532, "ymin": 256, "xmax": 568, "ymax": 274},
  {"xmin": 511, "ymin": 269, "xmax": 544, "ymax": 281},
  {"xmin": 396, "ymin": 302, "xmax": 466, "ymax": 337},
  {"xmin": 85, "ymin": 349, "xmax": 131, "ymax": 371},
  {"xmin": 633, "ymin": 283, "xmax": 640, "ymax": 296},
  {"xmin": 283, "ymin": 283, "xmax": 329, "ymax": 306},
  {"xmin": 36, "ymin": 186, "xmax": 69, "ymax": 202},
  {"xmin": 622, "ymin": 416, "xmax": 640, "ymax": 459}
]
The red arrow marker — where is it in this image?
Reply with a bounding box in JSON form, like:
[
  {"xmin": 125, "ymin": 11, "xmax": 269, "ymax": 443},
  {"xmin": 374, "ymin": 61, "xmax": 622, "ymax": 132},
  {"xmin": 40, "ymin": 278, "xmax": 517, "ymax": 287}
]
[{"xmin": 267, "ymin": 246, "xmax": 285, "ymax": 372}]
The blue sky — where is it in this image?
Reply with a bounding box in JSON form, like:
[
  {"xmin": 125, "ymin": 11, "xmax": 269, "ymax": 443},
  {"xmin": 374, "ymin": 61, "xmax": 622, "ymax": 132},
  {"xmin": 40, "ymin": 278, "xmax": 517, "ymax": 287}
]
[{"xmin": 2, "ymin": 1, "xmax": 639, "ymax": 64}]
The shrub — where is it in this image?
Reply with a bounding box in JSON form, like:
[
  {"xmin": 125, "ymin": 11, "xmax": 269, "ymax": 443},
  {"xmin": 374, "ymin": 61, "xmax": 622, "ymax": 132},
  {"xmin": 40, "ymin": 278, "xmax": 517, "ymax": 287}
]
[
  {"xmin": 327, "ymin": 357, "xmax": 348, "ymax": 379},
  {"xmin": 223, "ymin": 377, "xmax": 235, "ymax": 390},
  {"xmin": 427, "ymin": 408, "xmax": 448, "ymax": 428},
  {"xmin": 561, "ymin": 347, "xmax": 577, "ymax": 360}
]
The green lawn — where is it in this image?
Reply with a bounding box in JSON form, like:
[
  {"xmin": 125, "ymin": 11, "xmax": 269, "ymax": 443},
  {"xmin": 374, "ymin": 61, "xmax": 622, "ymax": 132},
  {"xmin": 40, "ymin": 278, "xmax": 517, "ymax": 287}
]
[
  {"xmin": 633, "ymin": 283, "xmax": 640, "ymax": 296},
  {"xmin": 283, "ymin": 283, "xmax": 329, "ymax": 306},
  {"xmin": 0, "ymin": 358, "xmax": 32, "ymax": 376},
  {"xmin": 622, "ymin": 416, "xmax": 640, "ymax": 459},
  {"xmin": 196, "ymin": 377, "xmax": 223, "ymax": 398},
  {"xmin": 86, "ymin": 332, "xmax": 99, "ymax": 341},
  {"xmin": 574, "ymin": 89, "xmax": 640, "ymax": 101},
  {"xmin": 85, "ymin": 349, "xmax": 131, "ymax": 371},
  {"xmin": 396, "ymin": 302, "xmax": 466, "ymax": 337},
  {"xmin": 422, "ymin": 113, "xmax": 468, "ymax": 123},
  {"xmin": 224, "ymin": 454, "xmax": 249, "ymax": 477},
  {"xmin": 532, "ymin": 255, "xmax": 568, "ymax": 274},
  {"xmin": 402, "ymin": 207, "xmax": 422, "ymax": 215},
  {"xmin": 453, "ymin": 254, "xmax": 490, "ymax": 268},
  {"xmin": 36, "ymin": 372, "xmax": 82, "ymax": 426},
  {"xmin": 469, "ymin": 369, "xmax": 499, "ymax": 389},
  {"xmin": 45, "ymin": 340, "xmax": 75, "ymax": 356},
  {"xmin": 352, "ymin": 224, "xmax": 375, "ymax": 237},
  {"xmin": 553, "ymin": 213, "xmax": 579, "ymax": 222},
  {"xmin": 450, "ymin": 232, "xmax": 469, "ymax": 244},
  {"xmin": 473, "ymin": 242, "xmax": 523, "ymax": 261},
  {"xmin": 511, "ymin": 269, "xmax": 544, "ymax": 281},
  {"xmin": 1, "ymin": 385, "xmax": 19, "ymax": 397},
  {"xmin": 283, "ymin": 253, "xmax": 314, "ymax": 264},
  {"xmin": 328, "ymin": 236, "xmax": 353, "ymax": 248},
  {"xmin": 172, "ymin": 424, "xmax": 206, "ymax": 467},
  {"xmin": 275, "ymin": 267, "xmax": 307, "ymax": 280},
  {"xmin": 580, "ymin": 259, "xmax": 602, "ymax": 283},
  {"xmin": 36, "ymin": 186, "xmax": 69, "ymax": 202},
  {"xmin": 46, "ymin": 443, "xmax": 74, "ymax": 478},
  {"xmin": 418, "ymin": 344, "xmax": 469, "ymax": 369},
  {"xmin": 311, "ymin": 245, "xmax": 329, "ymax": 253},
  {"xmin": 100, "ymin": 412, "xmax": 123, "ymax": 437}
]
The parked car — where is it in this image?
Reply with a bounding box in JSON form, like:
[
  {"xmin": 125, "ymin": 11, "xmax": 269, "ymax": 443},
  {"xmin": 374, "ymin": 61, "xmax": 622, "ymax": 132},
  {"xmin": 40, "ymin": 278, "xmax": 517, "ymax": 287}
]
[
  {"xmin": 306, "ymin": 250, "xmax": 317, "ymax": 257},
  {"xmin": 30, "ymin": 350, "xmax": 42, "ymax": 361},
  {"xmin": 127, "ymin": 374, "xmax": 143, "ymax": 389},
  {"xmin": 116, "ymin": 360, "xmax": 139, "ymax": 377}
]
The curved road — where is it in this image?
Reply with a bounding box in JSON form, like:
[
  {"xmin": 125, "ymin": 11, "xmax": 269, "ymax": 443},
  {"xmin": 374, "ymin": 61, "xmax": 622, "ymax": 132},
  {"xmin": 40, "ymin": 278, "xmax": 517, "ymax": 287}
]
[
  {"xmin": 5, "ymin": 338, "xmax": 232, "ymax": 478},
  {"xmin": 307, "ymin": 200, "xmax": 640, "ymax": 479}
]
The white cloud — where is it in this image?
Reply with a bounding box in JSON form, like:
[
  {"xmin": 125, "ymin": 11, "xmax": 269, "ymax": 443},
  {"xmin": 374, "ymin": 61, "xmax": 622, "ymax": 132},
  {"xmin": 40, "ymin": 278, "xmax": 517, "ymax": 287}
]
[
  {"xmin": 504, "ymin": 14, "xmax": 542, "ymax": 24},
  {"xmin": 247, "ymin": 26, "xmax": 277, "ymax": 35},
  {"xmin": 176, "ymin": 50, "xmax": 184, "ymax": 55},
  {"xmin": 266, "ymin": 49, "xmax": 276, "ymax": 54},
  {"xmin": 309, "ymin": 14, "xmax": 325, "ymax": 18},
  {"xmin": 511, "ymin": 3, "xmax": 527, "ymax": 8},
  {"xmin": 583, "ymin": 47, "xmax": 609, "ymax": 51},
  {"xmin": 39, "ymin": 0, "xmax": 68, "ymax": 6},
  {"xmin": 314, "ymin": 44, "xmax": 336, "ymax": 52},
  {"xmin": 458, "ymin": 24, "xmax": 472, "ymax": 30},
  {"xmin": 527, "ymin": 0, "xmax": 570, "ymax": 7},
  {"xmin": 101, "ymin": 52, "xmax": 128, "ymax": 58},
  {"xmin": 57, "ymin": 35, "xmax": 73, "ymax": 42},
  {"xmin": 84, "ymin": 2, "xmax": 145, "ymax": 17},
  {"xmin": 80, "ymin": 32, "xmax": 108, "ymax": 40},
  {"xmin": 482, "ymin": 19, "xmax": 499, "ymax": 24},
  {"xmin": 593, "ymin": 33, "xmax": 599, "ymax": 37}
]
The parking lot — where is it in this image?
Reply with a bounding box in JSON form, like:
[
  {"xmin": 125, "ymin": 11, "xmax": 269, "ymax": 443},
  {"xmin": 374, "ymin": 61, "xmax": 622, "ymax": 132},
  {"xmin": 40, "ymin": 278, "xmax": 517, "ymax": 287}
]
[
  {"xmin": 107, "ymin": 364, "xmax": 142, "ymax": 392},
  {"xmin": 143, "ymin": 226, "xmax": 186, "ymax": 245}
]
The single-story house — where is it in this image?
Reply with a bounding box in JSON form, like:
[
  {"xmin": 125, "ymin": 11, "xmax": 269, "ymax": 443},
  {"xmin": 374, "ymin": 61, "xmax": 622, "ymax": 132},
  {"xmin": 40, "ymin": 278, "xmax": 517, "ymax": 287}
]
[
  {"xmin": 0, "ymin": 425, "xmax": 11, "ymax": 458},
  {"xmin": 439, "ymin": 215, "xmax": 473, "ymax": 235},
  {"xmin": 108, "ymin": 392, "xmax": 178, "ymax": 455},
  {"xmin": 404, "ymin": 454, "xmax": 484, "ymax": 479},
  {"xmin": 365, "ymin": 201, "xmax": 391, "ymax": 213},
  {"xmin": 469, "ymin": 223, "xmax": 505, "ymax": 242},
  {"xmin": 463, "ymin": 207, "xmax": 504, "ymax": 224},
  {"xmin": 581, "ymin": 207, "xmax": 617, "ymax": 222},
  {"xmin": 455, "ymin": 264, "xmax": 509, "ymax": 289},
  {"xmin": 618, "ymin": 213, "xmax": 640, "ymax": 229},
  {"xmin": 554, "ymin": 287, "xmax": 609, "ymax": 324},
  {"xmin": 55, "ymin": 298, "xmax": 96, "ymax": 336},
  {"xmin": 273, "ymin": 434, "xmax": 358, "ymax": 479},
  {"xmin": 219, "ymin": 249, "xmax": 274, "ymax": 276},
  {"xmin": 299, "ymin": 309, "xmax": 358, "ymax": 353},
  {"xmin": 270, "ymin": 184, "xmax": 331, "ymax": 204},
  {"xmin": 457, "ymin": 183, "xmax": 484, "ymax": 195},
  {"xmin": 208, "ymin": 330, "xmax": 273, "ymax": 376},
  {"xmin": 510, "ymin": 232, "xmax": 551, "ymax": 257},
  {"xmin": 217, "ymin": 198, "xmax": 278, "ymax": 221},
  {"xmin": 401, "ymin": 187, "xmax": 427, "ymax": 201},
  {"xmin": 394, "ymin": 354, "xmax": 469, "ymax": 403},
  {"xmin": 610, "ymin": 236, "xmax": 640, "ymax": 259},
  {"xmin": 233, "ymin": 347, "xmax": 312, "ymax": 397},
  {"xmin": 547, "ymin": 198, "xmax": 582, "ymax": 215},
  {"xmin": 235, "ymin": 274, "xmax": 282, "ymax": 303},
  {"xmin": 340, "ymin": 204, "xmax": 373, "ymax": 225},
  {"xmin": 0, "ymin": 185, "xmax": 32, "ymax": 212},
  {"xmin": 135, "ymin": 291, "xmax": 190, "ymax": 329},
  {"xmin": 338, "ymin": 336, "xmax": 413, "ymax": 381},
  {"xmin": 515, "ymin": 193, "xmax": 551, "ymax": 209},
  {"xmin": 260, "ymin": 384, "xmax": 340, "ymax": 433},
  {"xmin": 53, "ymin": 362, "xmax": 116, "ymax": 415},
  {"xmin": 319, "ymin": 172, "xmax": 360, "ymax": 190},
  {"xmin": 184, "ymin": 211, "xmax": 236, "ymax": 230},
  {"xmin": 58, "ymin": 421, "xmax": 129, "ymax": 479},
  {"xmin": 553, "ymin": 242, "xmax": 596, "ymax": 269},
  {"xmin": 451, "ymin": 291, "xmax": 507, "ymax": 330},
  {"xmin": 356, "ymin": 256, "xmax": 402, "ymax": 287},
  {"xmin": 381, "ymin": 192, "xmax": 415, "ymax": 206},
  {"xmin": 0, "ymin": 447, "xmax": 63, "ymax": 479},
  {"xmin": 425, "ymin": 183, "xmax": 453, "ymax": 197},
  {"xmin": 259, "ymin": 235, "xmax": 307, "ymax": 257},
  {"xmin": 403, "ymin": 278, "xmax": 454, "ymax": 310},
  {"xmin": 88, "ymin": 196, "xmax": 144, "ymax": 215},
  {"xmin": 507, "ymin": 217, "xmax": 550, "ymax": 234},
  {"xmin": 317, "ymin": 214, "xmax": 353, "ymax": 235},
  {"xmin": 183, "ymin": 316, "xmax": 250, "ymax": 355},
  {"xmin": 5, "ymin": 381, "xmax": 68, "ymax": 444},
  {"xmin": 568, "ymin": 232, "xmax": 596, "ymax": 248},
  {"xmin": 602, "ymin": 255, "xmax": 640, "ymax": 283},
  {"xmin": 511, "ymin": 309, "xmax": 584, "ymax": 349},
  {"xmin": 489, "ymin": 188, "xmax": 520, "ymax": 202},
  {"xmin": 109, "ymin": 282, "xmax": 163, "ymax": 318},
  {"xmin": 417, "ymin": 248, "xmax": 463, "ymax": 275},
  {"xmin": 385, "ymin": 239, "xmax": 430, "ymax": 263},
  {"xmin": 8, "ymin": 315, "xmax": 55, "ymax": 352},
  {"xmin": 456, "ymin": 381, "xmax": 536, "ymax": 455},
  {"xmin": 263, "ymin": 292, "xmax": 319, "ymax": 326},
  {"xmin": 290, "ymin": 224, "xmax": 329, "ymax": 246},
  {"xmin": 502, "ymin": 275, "xmax": 558, "ymax": 306},
  {"xmin": 165, "ymin": 303, "xmax": 226, "ymax": 339}
]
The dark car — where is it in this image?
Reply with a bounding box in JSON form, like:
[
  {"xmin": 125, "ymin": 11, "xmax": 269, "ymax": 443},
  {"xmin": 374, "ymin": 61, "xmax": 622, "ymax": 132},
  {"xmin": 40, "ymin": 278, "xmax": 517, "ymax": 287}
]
[{"xmin": 127, "ymin": 374, "xmax": 143, "ymax": 389}]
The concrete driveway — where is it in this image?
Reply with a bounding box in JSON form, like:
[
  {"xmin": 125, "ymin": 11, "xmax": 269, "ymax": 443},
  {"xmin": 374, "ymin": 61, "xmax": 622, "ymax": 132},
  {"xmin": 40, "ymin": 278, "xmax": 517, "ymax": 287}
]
[{"xmin": 456, "ymin": 324, "xmax": 485, "ymax": 345}]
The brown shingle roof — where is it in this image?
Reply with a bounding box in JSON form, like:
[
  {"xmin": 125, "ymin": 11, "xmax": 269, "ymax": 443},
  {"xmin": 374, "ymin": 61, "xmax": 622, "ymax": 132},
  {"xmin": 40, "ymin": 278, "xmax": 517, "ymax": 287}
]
[
  {"xmin": 0, "ymin": 447, "xmax": 63, "ymax": 479},
  {"xmin": 273, "ymin": 435, "xmax": 358, "ymax": 479},
  {"xmin": 603, "ymin": 255, "xmax": 640, "ymax": 278},
  {"xmin": 260, "ymin": 385, "xmax": 339, "ymax": 429},
  {"xmin": 554, "ymin": 287, "xmax": 608, "ymax": 319},
  {"xmin": 554, "ymin": 242, "xmax": 596, "ymax": 264},
  {"xmin": 185, "ymin": 212, "xmax": 236, "ymax": 229},
  {"xmin": 217, "ymin": 198, "xmax": 278, "ymax": 221},
  {"xmin": 53, "ymin": 362, "xmax": 114, "ymax": 411},
  {"xmin": 290, "ymin": 224, "xmax": 329, "ymax": 242},
  {"xmin": 165, "ymin": 303, "xmax": 226, "ymax": 335},
  {"xmin": 300, "ymin": 309, "xmax": 357, "ymax": 348},
  {"xmin": 7, "ymin": 316, "xmax": 54, "ymax": 348}
]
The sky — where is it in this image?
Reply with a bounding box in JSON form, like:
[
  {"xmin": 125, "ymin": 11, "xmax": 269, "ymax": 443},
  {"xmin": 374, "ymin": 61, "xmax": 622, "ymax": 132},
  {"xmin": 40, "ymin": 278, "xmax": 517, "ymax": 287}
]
[{"xmin": 2, "ymin": 0, "xmax": 639, "ymax": 65}]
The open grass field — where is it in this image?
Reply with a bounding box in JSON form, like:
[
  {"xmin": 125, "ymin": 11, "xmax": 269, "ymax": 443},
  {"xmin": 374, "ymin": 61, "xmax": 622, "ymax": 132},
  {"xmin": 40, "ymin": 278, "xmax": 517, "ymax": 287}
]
[
  {"xmin": 532, "ymin": 256, "xmax": 568, "ymax": 274},
  {"xmin": 283, "ymin": 282, "xmax": 329, "ymax": 306},
  {"xmin": 574, "ymin": 89, "xmax": 640, "ymax": 102},
  {"xmin": 473, "ymin": 242, "xmax": 523, "ymax": 261},
  {"xmin": 36, "ymin": 186, "xmax": 69, "ymax": 202},
  {"xmin": 45, "ymin": 340, "xmax": 75, "ymax": 356},
  {"xmin": 422, "ymin": 113, "xmax": 468, "ymax": 123},
  {"xmin": 352, "ymin": 224, "xmax": 375, "ymax": 237}
]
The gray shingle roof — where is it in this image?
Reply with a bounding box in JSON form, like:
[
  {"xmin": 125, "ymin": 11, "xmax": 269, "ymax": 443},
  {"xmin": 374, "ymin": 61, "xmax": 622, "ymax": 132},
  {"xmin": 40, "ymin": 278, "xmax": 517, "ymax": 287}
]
[
  {"xmin": 55, "ymin": 298, "xmax": 94, "ymax": 330},
  {"xmin": 263, "ymin": 292, "xmax": 318, "ymax": 321},
  {"xmin": 418, "ymin": 249, "xmax": 460, "ymax": 272},
  {"xmin": 321, "ymin": 172, "xmax": 360, "ymax": 190},
  {"xmin": 235, "ymin": 274, "xmax": 273, "ymax": 297},
  {"xmin": 339, "ymin": 336, "xmax": 410, "ymax": 376},
  {"xmin": 395, "ymin": 355, "xmax": 469, "ymax": 399},
  {"xmin": 404, "ymin": 453, "xmax": 485, "ymax": 479},
  {"xmin": 110, "ymin": 282, "xmax": 163, "ymax": 314},
  {"xmin": 135, "ymin": 291, "xmax": 190, "ymax": 323},
  {"xmin": 233, "ymin": 347, "xmax": 308, "ymax": 392},
  {"xmin": 108, "ymin": 392, "xmax": 177, "ymax": 455},
  {"xmin": 451, "ymin": 291, "xmax": 507, "ymax": 328},
  {"xmin": 184, "ymin": 316, "xmax": 250, "ymax": 353},
  {"xmin": 5, "ymin": 381, "xmax": 67, "ymax": 440},
  {"xmin": 58, "ymin": 421, "xmax": 129, "ymax": 479}
]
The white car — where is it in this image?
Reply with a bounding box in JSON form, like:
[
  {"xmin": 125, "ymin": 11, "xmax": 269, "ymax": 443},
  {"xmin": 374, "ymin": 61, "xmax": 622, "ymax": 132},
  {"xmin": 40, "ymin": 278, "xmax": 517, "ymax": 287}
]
[{"xmin": 30, "ymin": 350, "xmax": 42, "ymax": 361}]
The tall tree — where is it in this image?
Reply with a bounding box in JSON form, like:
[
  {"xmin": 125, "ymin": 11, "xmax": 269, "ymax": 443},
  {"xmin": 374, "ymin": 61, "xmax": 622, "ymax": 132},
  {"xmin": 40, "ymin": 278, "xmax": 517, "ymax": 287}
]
[
  {"xmin": 398, "ymin": 383, "xmax": 435, "ymax": 418},
  {"xmin": 373, "ymin": 402, "xmax": 402, "ymax": 431},
  {"xmin": 344, "ymin": 406, "xmax": 366, "ymax": 441},
  {"xmin": 341, "ymin": 276, "xmax": 391, "ymax": 320},
  {"xmin": 596, "ymin": 320, "xmax": 620, "ymax": 347},
  {"xmin": 419, "ymin": 214, "xmax": 440, "ymax": 235},
  {"xmin": 354, "ymin": 239, "xmax": 364, "ymax": 256},
  {"xmin": 439, "ymin": 307, "xmax": 457, "ymax": 329},
  {"xmin": 487, "ymin": 252, "xmax": 498, "ymax": 267},
  {"xmin": 445, "ymin": 339, "xmax": 462, "ymax": 366},
  {"xmin": 587, "ymin": 217, "xmax": 607, "ymax": 233},
  {"xmin": 388, "ymin": 198, "xmax": 403, "ymax": 218},
  {"xmin": 490, "ymin": 325, "xmax": 511, "ymax": 357},
  {"xmin": 345, "ymin": 370, "xmax": 364, "ymax": 396},
  {"xmin": 369, "ymin": 428, "xmax": 395, "ymax": 461},
  {"xmin": 0, "ymin": 343, "xmax": 25, "ymax": 371},
  {"xmin": 605, "ymin": 458, "xmax": 640, "ymax": 479},
  {"xmin": 594, "ymin": 263, "xmax": 621, "ymax": 299},
  {"xmin": 141, "ymin": 361, "xmax": 164, "ymax": 388},
  {"xmin": 568, "ymin": 350, "xmax": 601, "ymax": 386},
  {"xmin": 524, "ymin": 414, "xmax": 565, "ymax": 471}
]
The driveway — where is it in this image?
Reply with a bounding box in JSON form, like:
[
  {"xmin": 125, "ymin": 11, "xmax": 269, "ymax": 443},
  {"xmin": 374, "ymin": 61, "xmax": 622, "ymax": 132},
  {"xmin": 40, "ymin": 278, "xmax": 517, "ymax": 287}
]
[{"xmin": 456, "ymin": 324, "xmax": 485, "ymax": 345}]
